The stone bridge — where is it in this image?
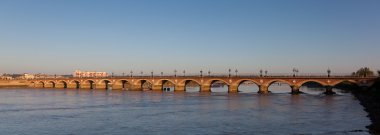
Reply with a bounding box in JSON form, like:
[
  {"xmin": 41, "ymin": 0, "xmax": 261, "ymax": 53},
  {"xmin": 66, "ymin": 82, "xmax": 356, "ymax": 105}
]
[{"xmin": 29, "ymin": 76, "xmax": 376, "ymax": 94}]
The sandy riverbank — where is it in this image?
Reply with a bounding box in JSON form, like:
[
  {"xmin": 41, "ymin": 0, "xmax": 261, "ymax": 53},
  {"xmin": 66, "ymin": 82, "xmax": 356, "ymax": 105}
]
[{"xmin": 0, "ymin": 80, "xmax": 29, "ymax": 88}]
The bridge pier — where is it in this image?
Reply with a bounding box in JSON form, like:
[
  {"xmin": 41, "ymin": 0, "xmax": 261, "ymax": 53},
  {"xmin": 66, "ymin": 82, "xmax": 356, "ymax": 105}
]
[
  {"xmin": 68, "ymin": 83, "xmax": 80, "ymax": 89},
  {"xmin": 324, "ymin": 86, "xmax": 336, "ymax": 95},
  {"xmin": 130, "ymin": 85, "xmax": 142, "ymax": 91},
  {"xmin": 175, "ymin": 85, "xmax": 185, "ymax": 92},
  {"xmin": 112, "ymin": 84, "xmax": 123, "ymax": 90},
  {"xmin": 45, "ymin": 83, "xmax": 54, "ymax": 88},
  {"xmin": 96, "ymin": 83, "xmax": 112, "ymax": 90},
  {"xmin": 229, "ymin": 85, "xmax": 239, "ymax": 93},
  {"xmin": 152, "ymin": 85, "xmax": 163, "ymax": 91},
  {"xmin": 56, "ymin": 83, "xmax": 66, "ymax": 89},
  {"xmin": 291, "ymin": 85, "xmax": 302, "ymax": 94},
  {"xmin": 81, "ymin": 83, "xmax": 95, "ymax": 89},
  {"xmin": 35, "ymin": 83, "xmax": 44, "ymax": 88},
  {"xmin": 258, "ymin": 85, "xmax": 270, "ymax": 94}
]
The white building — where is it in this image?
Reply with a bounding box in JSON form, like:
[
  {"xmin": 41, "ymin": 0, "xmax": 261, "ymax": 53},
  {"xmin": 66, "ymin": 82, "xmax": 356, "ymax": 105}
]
[
  {"xmin": 22, "ymin": 73, "xmax": 35, "ymax": 79},
  {"xmin": 73, "ymin": 70, "xmax": 108, "ymax": 78}
]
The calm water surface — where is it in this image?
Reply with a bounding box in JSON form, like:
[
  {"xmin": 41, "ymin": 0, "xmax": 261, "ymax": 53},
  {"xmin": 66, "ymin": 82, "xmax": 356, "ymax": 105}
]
[{"xmin": 0, "ymin": 88, "xmax": 371, "ymax": 135}]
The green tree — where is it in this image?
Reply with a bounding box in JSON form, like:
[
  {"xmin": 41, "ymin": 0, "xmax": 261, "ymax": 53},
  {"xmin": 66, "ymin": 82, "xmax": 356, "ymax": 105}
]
[{"xmin": 353, "ymin": 67, "xmax": 374, "ymax": 77}]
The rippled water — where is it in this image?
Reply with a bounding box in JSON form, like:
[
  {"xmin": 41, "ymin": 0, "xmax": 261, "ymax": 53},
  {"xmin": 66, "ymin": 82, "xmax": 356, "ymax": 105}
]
[{"xmin": 0, "ymin": 88, "xmax": 371, "ymax": 135}]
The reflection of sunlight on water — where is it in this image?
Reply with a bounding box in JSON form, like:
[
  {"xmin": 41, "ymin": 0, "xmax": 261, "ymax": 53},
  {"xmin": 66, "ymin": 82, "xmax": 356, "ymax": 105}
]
[{"xmin": 0, "ymin": 88, "xmax": 370, "ymax": 135}]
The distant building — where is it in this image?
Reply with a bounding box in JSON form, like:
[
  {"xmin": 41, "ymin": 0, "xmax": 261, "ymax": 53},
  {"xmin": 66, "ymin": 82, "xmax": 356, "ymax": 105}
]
[
  {"xmin": 0, "ymin": 74, "xmax": 13, "ymax": 80},
  {"xmin": 22, "ymin": 73, "xmax": 35, "ymax": 79},
  {"xmin": 73, "ymin": 70, "xmax": 108, "ymax": 78}
]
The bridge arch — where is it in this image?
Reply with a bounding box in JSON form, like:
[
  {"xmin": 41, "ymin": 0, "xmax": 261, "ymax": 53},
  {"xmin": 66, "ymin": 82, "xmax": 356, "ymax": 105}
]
[
  {"xmin": 331, "ymin": 80, "xmax": 358, "ymax": 87},
  {"xmin": 208, "ymin": 79, "xmax": 230, "ymax": 93},
  {"xmin": 332, "ymin": 80, "xmax": 360, "ymax": 93},
  {"xmin": 296, "ymin": 80, "xmax": 327, "ymax": 87},
  {"xmin": 57, "ymin": 81, "xmax": 68, "ymax": 89},
  {"xmin": 134, "ymin": 79, "xmax": 153, "ymax": 91},
  {"xmin": 298, "ymin": 81, "xmax": 326, "ymax": 94},
  {"xmin": 180, "ymin": 80, "xmax": 201, "ymax": 92},
  {"xmin": 47, "ymin": 81, "xmax": 56, "ymax": 88},
  {"xmin": 37, "ymin": 81, "xmax": 45, "ymax": 88},
  {"xmin": 178, "ymin": 79, "xmax": 201, "ymax": 86},
  {"xmin": 234, "ymin": 79, "xmax": 260, "ymax": 93},
  {"xmin": 264, "ymin": 79, "xmax": 292, "ymax": 87},
  {"xmin": 114, "ymin": 80, "xmax": 132, "ymax": 90},
  {"xmin": 98, "ymin": 79, "xmax": 112, "ymax": 90},
  {"xmin": 266, "ymin": 80, "xmax": 292, "ymax": 93},
  {"xmin": 69, "ymin": 80, "xmax": 81, "ymax": 89},
  {"xmin": 155, "ymin": 79, "xmax": 176, "ymax": 91},
  {"xmin": 29, "ymin": 81, "xmax": 36, "ymax": 87},
  {"xmin": 83, "ymin": 79, "xmax": 96, "ymax": 89}
]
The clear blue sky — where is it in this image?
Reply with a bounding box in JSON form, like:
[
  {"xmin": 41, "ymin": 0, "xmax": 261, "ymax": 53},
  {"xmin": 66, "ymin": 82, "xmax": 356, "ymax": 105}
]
[{"xmin": 0, "ymin": 0, "xmax": 379, "ymax": 75}]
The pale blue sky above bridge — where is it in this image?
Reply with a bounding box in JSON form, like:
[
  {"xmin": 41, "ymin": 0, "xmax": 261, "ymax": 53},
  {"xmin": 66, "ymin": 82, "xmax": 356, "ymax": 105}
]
[{"xmin": 0, "ymin": 0, "xmax": 379, "ymax": 75}]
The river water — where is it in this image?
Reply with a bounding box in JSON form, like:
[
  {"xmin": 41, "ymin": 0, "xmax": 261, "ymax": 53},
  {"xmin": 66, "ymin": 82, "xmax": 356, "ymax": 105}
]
[{"xmin": 0, "ymin": 88, "xmax": 371, "ymax": 135}]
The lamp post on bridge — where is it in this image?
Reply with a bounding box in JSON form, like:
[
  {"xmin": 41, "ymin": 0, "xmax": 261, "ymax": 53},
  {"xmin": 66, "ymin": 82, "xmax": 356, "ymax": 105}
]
[
  {"xmin": 208, "ymin": 70, "xmax": 211, "ymax": 77},
  {"xmin": 122, "ymin": 72, "xmax": 125, "ymax": 77},
  {"xmin": 161, "ymin": 72, "xmax": 163, "ymax": 77},
  {"xmin": 130, "ymin": 70, "xmax": 133, "ymax": 78},
  {"xmin": 265, "ymin": 70, "xmax": 268, "ymax": 77},
  {"xmin": 260, "ymin": 69, "xmax": 263, "ymax": 77},
  {"xmin": 293, "ymin": 68, "xmax": 299, "ymax": 77},
  {"xmin": 174, "ymin": 69, "xmax": 177, "ymax": 77},
  {"xmin": 140, "ymin": 71, "xmax": 143, "ymax": 77},
  {"xmin": 327, "ymin": 68, "xmax": 331, "ymax": 78},
  {"xmin": 200, "ymin": 70, "xmax": 203, "ymax": 78},
  {"xmin": 151, "ymin": 71, "xmax": 154, "ymax": 78},
  {"xmin": 235, "ymin": 69, "xmax": 238, "ymax": 77},
  {"xmin": 183, "ymin": 70, "xmax": 186, "ymax": 77},
  {"xmin": 228, "ymin": 69, "xmax": 231, "ymax": 78}
]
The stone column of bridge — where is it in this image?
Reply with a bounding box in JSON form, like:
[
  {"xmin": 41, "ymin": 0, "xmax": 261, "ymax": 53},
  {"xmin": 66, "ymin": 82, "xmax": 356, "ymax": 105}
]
[
  {"xmin": 175, "ymin": 84, "xmax": 185, "ymax": 92},
  {"xmin": 201, "ymin": 84, "xmax": 211, "ymax": 92},
  {"xmin": 112, "ymin": 83, "xmax": 123, "ymax": 90},
  {"xmin": 45, "ymin": 83, "xmax": 54, "ymax": 88},
  {"xmin": 130, "ymin": 84, "xmax": 142, "ymax": 91},
  {"xmin": 81, "ymin": 83, "xmax": 95, "ymax": 89},
  {"xmin": 229, "ymin": 85, "xmax": 239, "ymax": 93},
  {"xmin": 56, "ymin": 83, "xmax": 65, "ymax": 89},
  {"xmin": 152, "ymin": 84, "xmax": 163, "ymax": 91},
  {"xmin": 324, "ymin": 86, "xmax": 336, "ymax": 95},
  {"xmin": 35, "ymin": 83, "xmax": 44, "ymax": 88},
  {"xmin": 67, "ymin": 83, "xmax": 79, "ymax": 89},
  {"xmin": 258, "ymin": 85, "xmax": 269, "ymax": 94},
  {"xmin": 96, "ymin": 83, "xmax": 109, "ymax": 90},
  {"xmin": 28, "ymin": 83, "xmax": 35, "ymax": 88},
  {"xmin": 291, "ymin": 85, "xmax": 301, "ymax": 94}
]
